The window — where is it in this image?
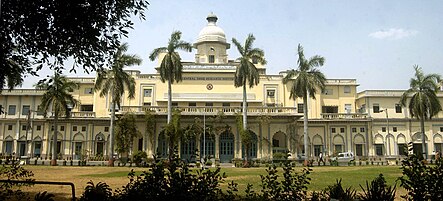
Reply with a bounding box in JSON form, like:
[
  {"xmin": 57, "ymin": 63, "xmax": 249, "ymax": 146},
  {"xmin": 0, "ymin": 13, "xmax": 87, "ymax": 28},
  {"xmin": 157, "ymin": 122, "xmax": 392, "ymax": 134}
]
[
  {"xmin": 340, "ymin": 128, "xmax": 345, "ymax": 133},
  {"xmin": 440, "ymin": 127, "xmax": 443, "ymax": 132},
  {"xmin": 205, "ymin": 102, "xmax": 213, "ymax": 107},
  {"xmin": 375, "ymin": 144, "xmax": 383, "ymax": 156},
  {"xmin": 189, "ymin": 102, "xmax": 197, "ymax": 107},
  {"xmin": 143, "ymin": 102, "xmax": 151, "ymax": 106},
  {"xmin": 382, "ymin": 127, "xmax": 386, "ymax": 132},
  {"xmin": 395, "ymin": 104, "xmax": 402, "ymax": 113},
  {"xmin": 373, "ymin": 104, "xmax": 380, "ymax": 113},
  {"xmin": 222, "ymin": 103, "xmax": 230, "ymax": 107},
  {"xmin": 60, "ymin": 126, "xmax": 65, "ymax": 131},
  {"xmin": 8, "ymin": 105, "xmax": 16, "ymax": 115},
  {"xmin": 51, "ymin": 125, "xmax": 54, "ymax": 131},
  {"xmin": 36, "ymin": 125, "xmax": 41, "ymax": 131},
  {"xmin": 393, "ymin": 127, "xmax": 397, "ymax": 132},
  {"xmin": 322, "ymin": 106, "xmax": 338, "ymax": 113},
  {"xmin": 82, "ymin": 126, "xmax": 86, "ymax": 132},
  {"xmin": 359, "ymin": 104, "xmax": 366, "ymax": 113},
  {"xmin": 84, "ymin": 88, "xmax": 93, "ymax": 94},
  {"xmin": 208, "ymin": 55, "xmax": 215, "ymax": 63},
  {"xmin": 22, "ymin": 105, "xmax": 30, "ymax": 115},
  {"xmin": 398, "ymin": 144, "xmax": 407, "ymax": 155},
  {"xmin": 360, "ymin": 127, "xmax": 365, "ymax": 132},
  {"xmin": 352, "ymin": 128, "xmax": 357, "ymax": 133},
  {"xmin": 266, "ymin": 90, "xmax": 275, "ymax": 98},
  {"xmin": 8, "ymin": 125, "xmax": 13, "ymax": 130},
  {"xmin": 73, "ymin": 126, "xmax": 77, "ymax": 132},
  {"xmin": 344, "ymin": 86, "xmax": 351, "ymax": 93},
  {"xmin": 22, "ymin": 125, "xmax": 27, "ymax": 131},
  {"xmin": 344, "ymin": 104, "xmax": 352, "ymax": 113},
  {"xmin": 355, "ymin": 144, "xmax": 363, "ymax": 156},
  {"xmin": 297, "ymin": 104, "xmax": 304, "ymax": 113},
  {"xmin": 323, "ymin": 88, "xmax": 333, "ymax": 95},
  {"xmin": 105, "ymin": 127, "xmax": 109, "ymax": 132},
  {"xmin": 143, "ymin": 89, "xmax": 152, "ymax": 97},
  {"xmin": 334, "ymin": 145, "xmax": 343, "ymax": 153},
  {"xmin": 172, "ymin": 102, "xmax": 178, "ymax": 107},
  {"xmin": 331, "ymin": 128, "xmax": 336, "ymax": 133},
  {"xmin": 80, "ymin": 105, "xmax": 93, "ymax": 112}
]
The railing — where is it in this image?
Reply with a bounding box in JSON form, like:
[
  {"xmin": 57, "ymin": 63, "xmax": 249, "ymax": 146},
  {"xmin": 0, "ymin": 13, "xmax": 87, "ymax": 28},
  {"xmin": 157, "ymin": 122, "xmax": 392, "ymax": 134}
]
[
  {"xmin": 70, "ymin": 111, "xmax": 96, "ymax": 118},
  {"xmin": 321, "ymin": 113, "xmax": 368, "ymax": 119},
  {"xmin": 120, "ymin": 106, "xmax": 300, "ymax": 116}
]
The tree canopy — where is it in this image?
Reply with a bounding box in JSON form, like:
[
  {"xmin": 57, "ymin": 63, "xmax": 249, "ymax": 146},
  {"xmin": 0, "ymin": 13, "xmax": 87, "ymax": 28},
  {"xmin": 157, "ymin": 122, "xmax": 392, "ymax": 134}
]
[{"xmin": 0, "ymin": 0, "xmax": 149, "ymax": 92}]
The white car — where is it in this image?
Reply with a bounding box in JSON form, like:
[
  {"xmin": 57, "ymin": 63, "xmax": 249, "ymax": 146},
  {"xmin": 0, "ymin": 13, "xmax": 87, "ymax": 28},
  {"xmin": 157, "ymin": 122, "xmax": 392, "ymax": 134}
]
[{"xmin": 332, "ymin": 152, "xmax": 355, "ymax": 162}]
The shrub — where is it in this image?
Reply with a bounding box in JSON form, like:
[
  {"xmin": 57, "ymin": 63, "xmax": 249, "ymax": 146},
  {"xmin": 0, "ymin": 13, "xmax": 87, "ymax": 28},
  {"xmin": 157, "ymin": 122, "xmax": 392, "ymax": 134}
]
[
  {"xmin": 79, "ymin": 181, "xmax": 113, "ymax": 201},
  {"xmin": 399, "ymin": 142, "xmax": 443, "ymax": 200},
  {"xmin": 132, "ymin": 151, "xmax": 147, "ymax": 167},
  {"xmin": 34, "ymin": 191, "xmax": 55, "ymax": 201},
  {"xmin": 326, "ymin": 179, "xmax": 357, "ymax": 201},
  {"xmin": 0, "ymin": 164, "xmax": 35, "ymax": 201},
  {"xmin": 359, "ymin": 174, "xmax": 396, "ymax": 201}
]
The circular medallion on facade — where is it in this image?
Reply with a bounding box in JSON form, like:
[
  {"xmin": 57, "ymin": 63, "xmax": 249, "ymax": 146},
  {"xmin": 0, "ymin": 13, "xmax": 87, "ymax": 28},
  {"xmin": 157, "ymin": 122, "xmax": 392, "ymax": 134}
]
[{"xmin": 206, "ymin": 84, "xmax": 213, "ymax": 90}]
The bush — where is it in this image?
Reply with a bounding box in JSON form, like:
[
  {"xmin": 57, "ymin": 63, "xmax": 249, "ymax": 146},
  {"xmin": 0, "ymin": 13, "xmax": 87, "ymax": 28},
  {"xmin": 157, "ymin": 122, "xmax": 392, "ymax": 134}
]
[
  {"xmin": 132, "ymin": 151, "xmax": 147, "ymax": 167},
  {"xmin": 359, "ymin": 174, "xmax": 396, "ymax": 201},
  {"xmin": 326, "ymin": 179, "xmax": 357, "ymax": 201},
  {"xmin": 399, "ymin": 142, "xmax": 443, "ymax": 200},
  {"xmin": 0, "ymin": 164, "xmax": 35, "ymax": 201},
  {"xmin": 79, "ymin": 181, "xmax": 113, "ymax": 201}
]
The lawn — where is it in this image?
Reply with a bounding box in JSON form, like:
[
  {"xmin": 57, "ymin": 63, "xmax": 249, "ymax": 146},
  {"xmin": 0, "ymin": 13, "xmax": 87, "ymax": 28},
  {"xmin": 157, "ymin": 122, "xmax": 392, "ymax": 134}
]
[{"xmin": 16, "ymin": 165, "xmax": 404, "ymax": 200}]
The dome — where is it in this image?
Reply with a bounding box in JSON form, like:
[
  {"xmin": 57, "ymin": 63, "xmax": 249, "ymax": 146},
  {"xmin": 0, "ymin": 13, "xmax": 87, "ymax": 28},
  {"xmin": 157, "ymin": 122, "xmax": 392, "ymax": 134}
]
[{"xmin": 196, "ymin": 13, "xmax": 227, "ymax": 44}]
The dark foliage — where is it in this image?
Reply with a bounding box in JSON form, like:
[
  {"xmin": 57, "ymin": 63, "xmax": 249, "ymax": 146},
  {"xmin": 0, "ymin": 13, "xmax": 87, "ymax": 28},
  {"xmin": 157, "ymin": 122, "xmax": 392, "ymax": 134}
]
[
  {"xmin": 80, "ymin": 181, "xmax": 113, "ymax": 201},
  {"xmin": 0, "ymin": 164, "xmax": 35, "ymax": 201},
  {"xmin": 359, "ymin": 174, "xmax": 396, "ymax": 201},
  {"xmin": 0, "ymin": 0, "xmax": 149, "ymax": 92},
  {"xmin": 326, "ymin": 179, "xmax": 357, "ymax": 201},
  {"xmin": 34, "ymin": 191, "xmax": 55, "ymax": 201},
  {"xmin": 399, "ymin": 142, "xmax": 443, "ymax": 201}
]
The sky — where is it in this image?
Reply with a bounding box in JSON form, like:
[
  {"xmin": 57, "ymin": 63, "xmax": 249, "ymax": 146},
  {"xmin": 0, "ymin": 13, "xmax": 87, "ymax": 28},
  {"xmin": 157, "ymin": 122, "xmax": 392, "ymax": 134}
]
[{"xmin": 24, "ymin": 0, "xmax": 443, "ymax": 91}]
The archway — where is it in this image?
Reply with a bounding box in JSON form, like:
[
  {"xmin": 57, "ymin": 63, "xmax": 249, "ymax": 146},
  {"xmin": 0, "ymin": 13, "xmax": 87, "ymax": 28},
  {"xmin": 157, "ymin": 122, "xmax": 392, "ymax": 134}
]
[
  {"xmin": 181, "ymin": 137, "xmax": 196, "ymax": 162},
  {"xmin": 157, "ymin": 133, "xmax": 168, "ymax": 158},
  {"xmin": 354, "ymin": 134, "xmax": 365, "ymax": 157},
  {"xmin": 219, "ymin": 131, "xmax": 234, "ymax": 163},
  {"xmin": 412, "ymin": 132, "xmax": 428, "ymax": 156},
  {"xmin": 200, "ymin": 133, "xmax": 215, "ymax": 159},
  {"xmin": 3, "ymin": 136, "xmax": 13, "ymax": 155},
  {"xmin": 33, "ymin": 136, "xmax": 42, "ymax": 158},
  {"xmin": 73, "ymin": 133, "xmax": 84, "ymax": 160},
  {"xmin": 95, "ymin": 133, "xmax": 106, "ymax": 156},
  {"xmin": 242, "ymin": 131, "xmax": 258, "ymax": 159},
  {"xmin": 397, "ymin": 134, "xmax": 407, "ymax": 155},
  {"xmin": 272, "ymin": 131, "xmax": 287, "ymax": 154},
  {"xmin": 333, "ymin": 135, "xmax": 345, "ymax": 154},
  {"xmin": 374, "ymin": 134, "xmax": 384, "ymax": 156},
  {"xmin": 434, "ymin": 133, "xmax": 442, "ymax": 152},
  {"xmin": 312, "ymin": 134, "xmax": 323, "ymax": 157}
]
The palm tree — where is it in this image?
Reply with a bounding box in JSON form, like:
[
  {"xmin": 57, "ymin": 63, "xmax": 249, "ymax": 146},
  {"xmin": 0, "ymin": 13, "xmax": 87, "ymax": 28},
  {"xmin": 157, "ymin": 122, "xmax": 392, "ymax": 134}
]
[
  {"xmin": 283, "ymin": 44, "xmax": 326, "ymax": 163},
  {"xmin": 149, "ymin": 31, "xmax": 192, "ymax": 124},
  {"xmin": 38, "ymin": 71, "xmax": 79, "ymax": 166},
  {"xmin": 400, "ymin": 65, "xmax": 442, "ymax": 159},
  {"xmin": 232, "ymin": 33, "xmax": 266, "ymax": 164},
  {"xmin": 94, "ymin": 43, "xmax": 141, "ymax": 166}
]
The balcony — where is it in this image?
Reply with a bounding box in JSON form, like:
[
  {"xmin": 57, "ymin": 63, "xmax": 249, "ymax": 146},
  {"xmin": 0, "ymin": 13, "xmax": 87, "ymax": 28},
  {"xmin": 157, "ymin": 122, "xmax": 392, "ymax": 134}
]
[
  {"xmin": 120, "ymin": 106, "xmax": 301, "ymax": 116},
  {"xmin": 321, "ymin": 113, "xmax": 368, "ymax": 119},
  {"xmin": 70, "ymin": 112, "xmax": 96, "ymax": 118}
]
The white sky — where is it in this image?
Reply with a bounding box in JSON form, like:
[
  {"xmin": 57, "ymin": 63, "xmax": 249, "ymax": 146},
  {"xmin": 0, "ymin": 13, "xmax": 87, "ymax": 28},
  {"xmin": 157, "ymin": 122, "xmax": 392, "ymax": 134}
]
[{"xmin": 23, "ymin": 0, "xmax": 443, "ymax": 91}]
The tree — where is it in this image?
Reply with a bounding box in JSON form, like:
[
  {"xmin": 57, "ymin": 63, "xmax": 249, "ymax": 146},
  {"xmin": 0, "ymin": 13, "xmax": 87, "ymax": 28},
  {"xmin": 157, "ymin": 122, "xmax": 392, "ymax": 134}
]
[
  {"xmin": 94, "ymin": 43, "xmax": 141, "ymax": 166},
  {"xmin": 400, "ymin": 65, "xmax": 442, "ymax": 159},
  {"xmin": 232, "ymin": 34, "xmax": 266, "ymax": 164},
  {"xmin": 38, "ymin": 72, "xmax": 79, "ymax": 166},
  {"xmin": 149, "ymin": 31, "xmax": 192, "ymax": 124},
  {"xmin": 0, "ymin": 0, "xmax": 149, "ymax": 93},
  {"xmin": 115, "ymin": 113, "xmax": 141, "ymax": 162},
  {"xmin": 283, "ymin": 44, "xmax": 326, "ymax": 162}
]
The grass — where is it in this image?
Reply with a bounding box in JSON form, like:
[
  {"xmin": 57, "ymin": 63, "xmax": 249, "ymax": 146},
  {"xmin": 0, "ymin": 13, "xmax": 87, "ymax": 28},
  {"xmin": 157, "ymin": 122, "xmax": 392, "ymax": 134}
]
[{"xmin": 17, "ymin": 165, "xmax": 404, "ymax": 200}]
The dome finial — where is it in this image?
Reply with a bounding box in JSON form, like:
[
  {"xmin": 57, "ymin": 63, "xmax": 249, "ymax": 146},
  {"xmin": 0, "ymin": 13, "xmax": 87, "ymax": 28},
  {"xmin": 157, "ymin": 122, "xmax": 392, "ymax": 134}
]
[{"xmin": 206, "ymin": 12, "xmax": 218, "ymax": 25}]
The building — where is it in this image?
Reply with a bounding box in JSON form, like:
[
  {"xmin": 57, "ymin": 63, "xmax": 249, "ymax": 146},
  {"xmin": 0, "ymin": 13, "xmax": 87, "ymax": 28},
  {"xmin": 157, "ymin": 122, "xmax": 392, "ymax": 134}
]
[{"xmin": 1, "ymin": 13, "xmax": 443, "ymax": 162}]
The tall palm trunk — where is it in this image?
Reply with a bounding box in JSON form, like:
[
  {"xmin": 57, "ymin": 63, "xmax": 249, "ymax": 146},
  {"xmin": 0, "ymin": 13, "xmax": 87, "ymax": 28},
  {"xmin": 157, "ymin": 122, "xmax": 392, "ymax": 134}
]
[
  {"xmin": 303, "ymin": 95, "xmax": 309, "ymax": 163},
  {"xmin": 242, "ymin": 84, "xmax": 249, "ymax": 165},
  {"xmin": 167, "ymin": 79, "xmax": 172, "ymax": 124},
  {"xmin": 421, "ymin": 112, "xmax": 427, "ymax": 159},
  {"xmin": 51, "ymin": 111, "xmax": 58, "ymax": 166},
  {"xmin": 108, "ymin": 91, "xmax": 116, "ymax": 166}
]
